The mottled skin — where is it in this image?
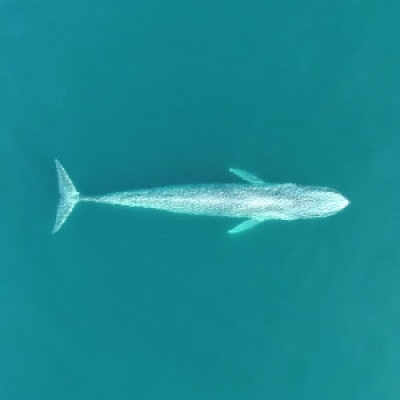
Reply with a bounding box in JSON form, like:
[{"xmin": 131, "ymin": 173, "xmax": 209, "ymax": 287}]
[{"xmin": 85, "ymin": 183, "xmax": 348, "ymax": 220}]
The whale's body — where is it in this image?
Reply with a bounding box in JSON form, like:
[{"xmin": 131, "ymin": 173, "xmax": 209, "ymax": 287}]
[{"xmin": 53, "ymin": 160, "xmax": 349, "ymax": 234}]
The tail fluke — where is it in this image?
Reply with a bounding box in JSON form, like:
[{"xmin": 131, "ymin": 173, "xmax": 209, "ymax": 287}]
[{"xmin": 52, "ymin": 160, "xmax": 80, "ymax": 234}]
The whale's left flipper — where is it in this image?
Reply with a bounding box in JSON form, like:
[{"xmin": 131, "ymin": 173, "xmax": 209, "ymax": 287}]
[
  {"xmin": 228, "ymin": 219, "xmax": 264, "ymax": 234},
  {"xmin": 229, "ymin": 168, "xmax": 266, "ymax": 185},
  {"xmin": 52, "ymin": 160, "xmax": 80, "ymax": 234}
]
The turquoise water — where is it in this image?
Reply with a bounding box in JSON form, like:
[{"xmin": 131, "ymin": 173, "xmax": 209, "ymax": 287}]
[{"xmin": 1, "ymin": 1, "xmax": 399, "ymax": 399}]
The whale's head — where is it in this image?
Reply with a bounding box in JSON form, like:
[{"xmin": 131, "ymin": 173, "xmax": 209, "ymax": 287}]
[{"xmin": 293, "ymin": 187, "xmax": 350, "ymax": 219}]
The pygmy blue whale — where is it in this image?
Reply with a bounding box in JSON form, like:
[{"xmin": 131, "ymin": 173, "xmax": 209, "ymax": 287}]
[{"xmin": 52, "ymin": 160, "xmax": 349, "ymax": 234}]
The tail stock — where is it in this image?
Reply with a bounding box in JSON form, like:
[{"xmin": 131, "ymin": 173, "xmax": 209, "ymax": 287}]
[{"xmin": 52, "ymin": 160, "xmax": 80, "ymax": 234}]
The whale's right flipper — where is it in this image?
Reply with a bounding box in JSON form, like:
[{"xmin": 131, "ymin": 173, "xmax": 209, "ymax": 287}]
[
  {"xmin": 228, "ymin": 219, "xmax": 264, "ymax": 234},
  {"xmin": 229, "ymin": 168, "xmax": 266, "ymax": 185},
  {"xmin": 52, "ymin": 160, "xmax": 80, "ymax": 234}
]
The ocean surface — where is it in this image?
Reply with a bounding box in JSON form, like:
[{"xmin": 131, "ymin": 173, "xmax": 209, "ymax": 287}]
[{"xmin": 1, "ymin": 1, "xmax": 399, "ymax": 399}]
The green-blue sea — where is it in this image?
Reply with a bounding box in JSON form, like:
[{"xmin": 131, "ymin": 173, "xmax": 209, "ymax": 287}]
[{"xmin": 1, "ymin": 1, "xmax": 399, "ymax": 399}]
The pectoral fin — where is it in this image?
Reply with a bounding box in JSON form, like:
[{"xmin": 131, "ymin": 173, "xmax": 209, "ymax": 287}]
[
  {"xmin": 228, "ymin": 219, "xmax": 264, "ymax": 234},
  {"xmin": 229, "ymin": 168, "xmax": 266, "ymax": 185}
]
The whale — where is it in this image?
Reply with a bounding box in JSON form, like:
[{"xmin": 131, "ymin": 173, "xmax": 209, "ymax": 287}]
[{"xmin": 52, "ymin": 160, "xmax": 350, "ymax": 234}]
